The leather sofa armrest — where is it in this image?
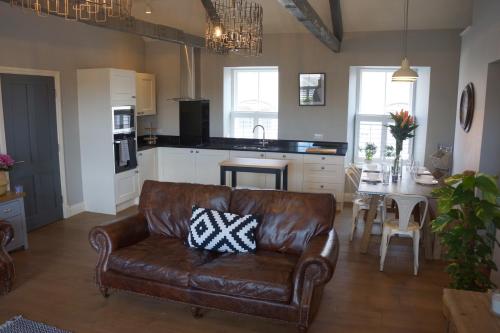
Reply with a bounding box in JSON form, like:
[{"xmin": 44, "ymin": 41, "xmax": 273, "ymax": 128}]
[
  {"xmin": 89, "ymin": 213, "xmax": 150, "ymax": 254},
  {"xmin": 292, "ymin": 229, "xmax": 339, "ymax": 306}
]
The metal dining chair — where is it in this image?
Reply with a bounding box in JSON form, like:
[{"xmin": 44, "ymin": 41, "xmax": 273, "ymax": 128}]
[
  {"xmin": 379, "ymin": 194, "xmax": 428, "ymax": 275},
  {"xmin": 345, "ymin": 168, "xmax": 385, "ymax": 241}
]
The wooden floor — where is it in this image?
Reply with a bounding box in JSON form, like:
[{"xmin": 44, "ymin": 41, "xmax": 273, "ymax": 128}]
[{"xmin": 0, "ymin": 207, "xmax": 449, "ymax": 332}]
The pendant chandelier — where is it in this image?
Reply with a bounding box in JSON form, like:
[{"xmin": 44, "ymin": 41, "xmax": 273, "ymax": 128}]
[
  {"xmin": 392, "ymin": 0, "xmax": 418, "ymax": 82},
  {"xmin": 10, "ymin": 0, "xmax": 133, "ymax": 23},
  {"xmin": 205, "ymin": 0, "xmax": 263, "ymax": 57}
]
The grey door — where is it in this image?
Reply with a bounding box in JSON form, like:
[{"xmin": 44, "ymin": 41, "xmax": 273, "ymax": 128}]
[{"xmin": 1, "ymin": 74, "xmax": 63, "ymax": 231}]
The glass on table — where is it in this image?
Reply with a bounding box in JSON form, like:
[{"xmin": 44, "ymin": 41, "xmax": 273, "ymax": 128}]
[{"xmin": 381, "ymin": 163, "xmax": 391, "ymax": 185}]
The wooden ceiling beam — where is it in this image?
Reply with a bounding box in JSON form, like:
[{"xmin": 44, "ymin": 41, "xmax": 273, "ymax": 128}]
[
  {"xmin": 277, "ymin": 0, "xmax": 341, "ymax": 53},
  {"xmin": 1, "ymin": 0, "xmax": 205, "ymax": 48},
  {"xmin": 329, "ymin": 0, "xmax": 343, "ymax": 42}
]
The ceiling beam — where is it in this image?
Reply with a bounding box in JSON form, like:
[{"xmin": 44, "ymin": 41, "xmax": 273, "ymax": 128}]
[
  {"xmin": 200, "ymin": 0, "xmax": 220, "ymax": 24},
  {"xmin": 329, "ymin": 0, "xmax": 343, "ymax": 42},
  {"xmin": 1, "ymin": 0, "xmax": 205, "ymax": 48},
  {"xmin": 277, "ymin": 0, "xmax": 340, "ymax": 53}
]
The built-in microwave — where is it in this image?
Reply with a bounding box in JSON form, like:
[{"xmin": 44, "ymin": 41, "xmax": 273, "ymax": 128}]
[{"xmin": 113, "ymin": 106, "xmax": 135, "ymax": 134}]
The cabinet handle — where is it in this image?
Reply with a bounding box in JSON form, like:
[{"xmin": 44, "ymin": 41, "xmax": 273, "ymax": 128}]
[
  {"xmin": 320, "ymin": 185, "xmax": 324, "ymax": 189},
  {"xmin": 321, "ymin": 166, "xmax": 325, "ymax": 170},
  {"xmin": 196, "ymin": 151, "xmax": 199, "ymax": 154},
  {"xmin": 135, "ymin": 170, "xmax": 139, "ymax": 174},
  {"xmin": 132, "ymin": 96, "xmax": 136, "ymax": 99},
  {"xmin": 260, "ymin": 154, "xmax": 264, "ymax": 157},
  {"xmin": 190, "ymin": 150, "xmax": 194, "ymax": 153},
  {"xmin": 282, "ymin": 155, "xmax": 286, "ymax": 158},
  {"xmin": 3, "ymin": 208, "xmax": 11, "ymax": 213},
  {"xmin": 138, "ymin": 153, "xmax": 143, "ymax": 156},
  {"xmin": 321, "ymin": 157, "xmax": 326, "ymax": 160}
]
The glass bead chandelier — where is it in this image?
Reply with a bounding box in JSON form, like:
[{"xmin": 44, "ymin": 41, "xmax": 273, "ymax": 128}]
[
  {"xmin": 10, "ymin": 0, "xmax": 133, "ymax": 22},
  {"xmin": 205, "ymin": 0, "xmax": 263, "ymax": 57}
]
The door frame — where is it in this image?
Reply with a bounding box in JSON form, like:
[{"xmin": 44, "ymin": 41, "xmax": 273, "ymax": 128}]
[{"xmin": 0, "ymin": 66, "xmax": 70, "ymax": 218}]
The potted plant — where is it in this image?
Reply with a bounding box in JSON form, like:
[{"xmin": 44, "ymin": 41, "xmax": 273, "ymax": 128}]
[
  {"xmin": 431, "ymin": 171, "xmax": 500, "ymax": 291},
  {"xmin": 0, "ymin": 154, "xmax": 14, "ymax": 196},
  {"xmin": 387, "ymin": 110, "xmax": 418, "ymax": 182},
  {"xmin": 361, "ymin": 143, "xmax": 377, "ymax": 163},
  {"xmin": 384, "ymin": 145, "xmax": 395, "ymax": 159}
]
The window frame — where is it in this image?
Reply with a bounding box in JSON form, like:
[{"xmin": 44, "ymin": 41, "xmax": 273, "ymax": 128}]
[
  {"xmin": 227, "ymin": 66, "xmax": 279, "ymax": 139},
  {"xmin": 353, "ymin": 67, "xmax": 417, "ymax": 163}
]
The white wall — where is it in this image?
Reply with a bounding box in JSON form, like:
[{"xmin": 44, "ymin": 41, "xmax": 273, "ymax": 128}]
[
  {"xmin": 0, "ymin": 3, "xmax": 145, "ymax": 206},
  {"xmin": 452, "ymin": 0, "xmax": 500, "ymax": 285},
  {"xmin": 200, "ymin": 30, "xmax": 461, "ymax": 162}
]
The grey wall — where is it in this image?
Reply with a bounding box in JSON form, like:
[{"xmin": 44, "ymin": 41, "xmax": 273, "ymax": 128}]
[
  {"xmin": 452, "ymin": 0, "xmax": 500, "ymax": 285},
  {"xmin": 0, "ymin": 3, "xmax": 145, "ymax": 206},
  {"xmin": 200, "ymin": 30, "xmax": 461, "ymax": 162}
]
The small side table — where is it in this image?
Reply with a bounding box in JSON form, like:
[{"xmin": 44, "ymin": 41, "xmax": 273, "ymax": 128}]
[
  {"xmin": 220, "ymin": 158, "xmax": 289, "ymax": 190},
  {"xmin": 443, "ymin": 288, "xmax": 500, "ymax": 333},
  {"xmin": 0, "ymin": 192, "xmax": 28, "ymax": 252}
]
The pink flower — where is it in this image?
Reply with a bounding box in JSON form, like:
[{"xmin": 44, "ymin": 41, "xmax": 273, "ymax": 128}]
[{"xmin": 0, "ymin": 154, "xmax": 15, "ymax": 171}]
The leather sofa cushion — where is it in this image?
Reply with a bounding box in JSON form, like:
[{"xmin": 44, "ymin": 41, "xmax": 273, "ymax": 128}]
[
  {"xmin": 139, "ymin": 181, "xmax": 232, "ymax": 239},
  {"xmin": 229, "ymin": 189, "xmax": 336, "ymax": 254},
  {"xmin": 189, "ymin": 251, "xmax": 298, "ymax": 303},
  {"xmin": 108, "ymin": 235, "xmax": 218, "ymax": 287}
]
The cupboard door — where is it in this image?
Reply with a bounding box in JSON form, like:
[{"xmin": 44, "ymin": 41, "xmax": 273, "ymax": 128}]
[
  {"xmin": 110, "ymin": 69, "xmax": 136, "ymax": 104},
  {"xmin": 228, "ymin": 150, "xmax": 266, "ymax": 188},
  {"xmin": 158, "ymin": 148, "xmax": 196, "ymax": 183},
  {"xmin": 136, "ymin": 73, "xmax": 156, "ymax": 116},
  {"xmin": 115, "ymin": 169, "xmax": 140, "ymax": 205},
  {"xmin": 138, "ymin": 148, "xmax": 158, "ymax": 191},
  {"xmin": 264, "ymin": 152, "xmax": 304, "ymax": 191},
  {"xmin": 195, "ymin": 149, "xmax": 229, "ymax": 185}
]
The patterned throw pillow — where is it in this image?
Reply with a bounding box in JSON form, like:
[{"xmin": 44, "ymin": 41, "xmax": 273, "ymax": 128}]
[{"xmin": 187, "ymin": 206, "xmax": 259, "ymax": 253}]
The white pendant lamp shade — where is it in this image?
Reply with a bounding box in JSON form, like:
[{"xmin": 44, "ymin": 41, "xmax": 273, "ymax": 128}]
[
  {"xmin": 393, "ymin": 0, "xmax": 418, "ymax": 82},
  {"xmin": 392, "ymin": 58, "xmax": 418, "ymax": 82}
]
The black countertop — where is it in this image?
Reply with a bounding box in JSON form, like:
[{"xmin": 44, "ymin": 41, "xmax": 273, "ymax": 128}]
[{"xmin": 138, "ymin": 136, "xmax": 348, "ymax": 156}]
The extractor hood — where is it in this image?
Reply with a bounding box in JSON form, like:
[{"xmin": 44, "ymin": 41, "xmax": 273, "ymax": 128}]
[{"xmin": 170, "ymin": 45, "xmax": 202, "ymax": 101}]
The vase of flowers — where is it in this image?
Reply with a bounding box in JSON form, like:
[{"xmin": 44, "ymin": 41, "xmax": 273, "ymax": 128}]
[
  {"xmin": 387, "ymin": 110, "xmax": 418, "ymax": 183},
  {"xmin": 0, "ymin": 154, "xmax": 15, "ymax": 196}
]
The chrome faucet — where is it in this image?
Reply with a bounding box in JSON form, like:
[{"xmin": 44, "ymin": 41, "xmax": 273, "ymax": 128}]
[{"xmin": 253, "ymin": 125, "xmax": 268, "ymax": 147}]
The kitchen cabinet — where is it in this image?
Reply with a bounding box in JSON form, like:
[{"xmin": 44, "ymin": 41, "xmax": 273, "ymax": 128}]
[
  {"xmin": 115, "ymin": 169, "xmax": 140, "ymax": 205},
  {"xmin": 138, "ymin": 148, "xmax": 158, "ymax": 191},
  {"xmin": 110, "ymin": 69, "xmax": 136, "ymax": 105},
  {"xmin": 136, "ymin": 73, "xmax": 156, "ymax": 116},
  {"xmin": 158, "ymin": 148, "xmax": 229, "ymax": 185},
  {"xmin": 229, "ymin": 150, "xmax": 267, "ymax": 188},
  {"xmin": 264, "ymin": 152, "xmax": 304, "ymax": 192}
]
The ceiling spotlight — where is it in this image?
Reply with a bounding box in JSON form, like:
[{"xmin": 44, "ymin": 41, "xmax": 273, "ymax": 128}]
[{"xmin": 145, "ymin": 2, "xmax": 152, "ymax": 14}]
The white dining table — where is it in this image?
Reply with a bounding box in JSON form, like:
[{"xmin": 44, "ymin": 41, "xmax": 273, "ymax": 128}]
[{"xmin": 357, "ymin": 165, "xmax": 441, "ymax": 259}]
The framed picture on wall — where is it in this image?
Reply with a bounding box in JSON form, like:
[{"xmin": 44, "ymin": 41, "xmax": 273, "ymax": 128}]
[{"xmin": 299, "ymin": 73, "xmax": 325, "ymax": 106}]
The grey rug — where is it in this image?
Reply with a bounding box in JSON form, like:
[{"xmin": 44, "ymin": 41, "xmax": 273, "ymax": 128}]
[{"xmin": 0, "ymin": 316, "xmax": 71, "ymax": 333}]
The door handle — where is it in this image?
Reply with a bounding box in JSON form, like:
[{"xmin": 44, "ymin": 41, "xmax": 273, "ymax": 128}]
[{"xmin": 14, "ymin": 161, "xmax": 25, "ymax": 164}]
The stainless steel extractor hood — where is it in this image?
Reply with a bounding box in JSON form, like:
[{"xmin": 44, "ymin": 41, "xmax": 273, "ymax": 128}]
[{"xmin": 170, "ymin": 45, "xmax": 202, "ymax": 101}]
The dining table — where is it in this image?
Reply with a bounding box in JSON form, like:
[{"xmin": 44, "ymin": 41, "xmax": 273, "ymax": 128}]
[{"xmin": 357, "ymin": 165, "xmax": 442, "ymax": 260}]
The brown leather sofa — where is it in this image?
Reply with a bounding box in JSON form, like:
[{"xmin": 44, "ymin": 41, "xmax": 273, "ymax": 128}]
[
  {"xmin": 0, "ymin": 221, "xmax": 14, "ymax": 295},
  {"xmin": 89, "ymin": 181, "xmax": 339, "ymax": 332}
]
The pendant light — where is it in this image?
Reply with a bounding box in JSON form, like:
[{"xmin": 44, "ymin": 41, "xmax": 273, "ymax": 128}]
[{"xmin": 392, "ymin": 0, "xmax": 418, "ymax": 82}]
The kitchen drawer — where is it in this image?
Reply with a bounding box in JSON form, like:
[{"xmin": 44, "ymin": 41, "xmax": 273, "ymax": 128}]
[
  {"xmin": 265, "ymin": 152, "xmax": 304, "ymax": 161},
  {"xmin": 303, "ymin": 164, "xmax": 343, "ymax": 183},
  {"xmin": 303, "ymin": 154, "xmax": 343, "ymax": 165},
  {"xmin": 0, "ymin": 200, "xmax": 22, "ymax": 219},
  {"xmin": 303, "ymin": 182, "xmax": 343, "ymax": 192}
]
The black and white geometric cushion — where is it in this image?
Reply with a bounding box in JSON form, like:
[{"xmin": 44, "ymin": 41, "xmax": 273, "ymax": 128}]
[{"xmin": 187, "ymin": 206, "xmax": 259, "ymax": 253}]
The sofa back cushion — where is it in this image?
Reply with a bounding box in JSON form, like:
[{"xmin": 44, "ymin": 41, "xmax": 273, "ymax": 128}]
[
  {"xmin": 139, "ymin": 181, "xmax": 232, "ymax": 239},
  {"xmin": 229, "ymin": 189, "xmax": 336, "ymax": 255}
]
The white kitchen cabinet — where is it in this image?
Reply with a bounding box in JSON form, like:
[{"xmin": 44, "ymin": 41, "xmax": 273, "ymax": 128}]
[
  {"xmin": 138, "ymin": 148, "xmax": 158, "ymax": 191},
  {"xmin": 115, "ymin": 169, "xmax": 140, "ymax": 205},
  {"xmin": 229, "ymin": 150, "xmax": 267, "ymax": 188},
  {"xmin": 110, "ymin": 69, "xmax": 136, "ymax": 105},
  {"xmin": 158, "ymin": 148, "xmax": 196, "ymax": 183},
  {"xmin": 136, "ymin": 73, "xmax": 156, "ymax": 116},
  {"xmin": 195, "ymin": 149, "xmax": 230, "ymax": 185},
  {"xmin": 264, "ymin": 152, "xmax": 304, "ymax": 192}
]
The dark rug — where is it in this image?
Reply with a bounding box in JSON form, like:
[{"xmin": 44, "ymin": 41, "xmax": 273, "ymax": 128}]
[{"xmin": 0, "ymin": 316, "xmax": 71, "ymax": 333}]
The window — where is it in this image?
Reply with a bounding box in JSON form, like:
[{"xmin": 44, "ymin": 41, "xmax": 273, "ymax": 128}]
[
  {"xmin": 354, "ymin": 68, "xmax": 415, "ymax": 162},
  {"xmin": 225, "ymin": 67, "xmax": 279, "ymax": 139}
]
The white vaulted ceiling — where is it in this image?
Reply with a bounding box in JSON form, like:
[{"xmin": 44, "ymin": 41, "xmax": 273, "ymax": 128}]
[{"xmin": 132, "ymin": 0, "xmax": 473, "ymax": 36}]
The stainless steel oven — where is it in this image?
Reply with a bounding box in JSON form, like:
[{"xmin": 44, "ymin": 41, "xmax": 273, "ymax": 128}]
[{"xmin": 113, "ymin": 106, "xmax": 135, "ymax": 134}]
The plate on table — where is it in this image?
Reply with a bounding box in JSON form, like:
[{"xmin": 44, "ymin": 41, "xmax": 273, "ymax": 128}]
[{"xmin": 416, "ymin": 178, "xmax": 438, "ymax": 185}]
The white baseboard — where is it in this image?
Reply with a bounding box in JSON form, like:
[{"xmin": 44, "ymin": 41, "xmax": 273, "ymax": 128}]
[{"xmin": 64, "ymin": 202, "xmax": 86, "ymax": 218}]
